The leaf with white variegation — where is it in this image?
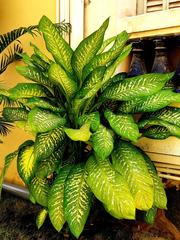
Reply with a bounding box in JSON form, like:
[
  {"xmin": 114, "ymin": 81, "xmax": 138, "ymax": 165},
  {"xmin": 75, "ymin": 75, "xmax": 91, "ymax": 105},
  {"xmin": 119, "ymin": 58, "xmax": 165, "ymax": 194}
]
[
  {"xmin": 104, "ymin": 109, "xmax": 140, "ymax": 142},
  {"xmin": 48, "ymin": 165, "xmax": 72, "ymax": 232},
  {"xmin": 77, "ymin": 112, "xmax": 100, "ymax": 132},
  {"xmin": 48, "ymin": 63, "xmax": 77, "ymax": 99},
  {"xmin": 143, "ymin": 126, "xmax": 171, "ymax": 139},
  {"xmin": 85, "ymin": 155, "xmax": 135, "ymax": 220},
  {"xmin": 112, "ymin": 141, "xmax": 154, "ymax": 210},
  {"xmin": 36, "ymin": 208, "xmax": 48, "ymax": 229},
  {"xmin": 141, "ymin": 151, "xmax": 167, "ymax": 209},
  {"xmin": 27, "ymin": 107, "xmax": 66, "ymax": 133},
  {"xmin": 16, "ymin": 66, "xmax": 53, "ymax": 88},
  {"xmin": 29, "ymin": 177, "xmax": 49, "ymax": 207},
  {"xmin": 82, "ymin": 31, "xmax": 129, "ymax": 80},
  {"xmin": 34, "ymin": 126, "xmax": 65, "ymax": 162},
  {"xmin": 2, "ymin": 107, "xmax": 28, "ymax": 122},
  {"xmin": 64, "ymin": 163, "xmax": 93, "ymax": 238},
  {"xmin": 92, "ymin": 124, "xmax": 114, "ymax": 159},
  {"xmin": 17, "ymin": 142, "xmax": 37, "ymax": 185},
  {"xmin": 102, "ymin": 72, "xmax": 174, "ymax": 101},
  {"xmin": 9, "ymin": 83, "xmax": 53, "ymax": 100},
  {"xmin": 71, "ymin": 18, "xmax": 109, "ymax": 82},
  {"xmin": 97, "ymin": 36, "xmax": 116, "ymax": 54},
  {"xmin": 39, "ymin": 15, "xmax": 73, "ymax": 74},
  {"xmin": 119, "ymin": 89, "xmax": 180, "ymax": 113}
]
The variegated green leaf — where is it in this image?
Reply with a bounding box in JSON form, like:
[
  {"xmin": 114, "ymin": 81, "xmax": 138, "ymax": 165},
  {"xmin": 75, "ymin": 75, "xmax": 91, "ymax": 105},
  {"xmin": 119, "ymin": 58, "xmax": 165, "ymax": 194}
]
[
  {"xmin": 25, "ymin": 97, "xmax": 64, "ymax": 113},
  {"xmin": 142, "ymin": 151, "xmax": 167, "ymax": 209},
  {"xmin": 104, "ymin": 109, "xmax": 140, "ymax": 142},
  {"xmin": 76, "ymin": 67, "xmax": 106, "ymax": 99},
  {"xmin": 48, "ymin": 165, "xmax": 72, "ymax": 232},
  {"xmin": 112, "ymin": 141, "xmax": 154, "ymax": 210},
  {"xmin": 119, "ymin": 89, "xmax": 180, "ymax": 113},
  {"xmin": 34, "ymin": 126, "xmax": 65, "ymax": 162},
  {"xmin": 9, "ymin": 83, "xmax": 52, "ymax": 100},
  {"xmin": 86, "ymin": 155, "xmax": 135, "ymax": 220},
  {"xmin": 102, "ymin": 72, "xmax": 174, "ymax": 101},
  {"xmin": 35, "ymin": 148, "xmax": 64, "ymax": 178},
  {"xmin": 27, "ymin": 107, "xmax": 66, "ymax": 133},
  {"xmin": 144, "ymin": 206, "xmax": 157, "ymax": 225},
  {"xmin": 29, "ymin": 177, "xmax": 49, "ymax": 207},
  {"xmin": 141, "ymin": 107, "xmax": 180, "ymax": 127},
  {"xmin": 36, "ymin": 208, "xmax": 48, "ymax": 229},
  {"xmin": 64, "ymin": 163, "xmax": 93, "ymax": 238},
  {"xmin": 92, "ymin": 124, "xmax": 114, "ymax": 159},
  {"xmin": 2, "ymin": 107, "xmax": 28, "ymax": 122},
  {"xmin": 16, "ymin": 66, "xmax": 53, "ymax": 87},
  {"xmin": 138, "ymin": 119, "xmax": 180, "ymax": 138},
  {"xmin": 17, "ymin": 142, "xmax": 37, "ymax": 185},
  {"xmin": 77, "ymin": 112, "xmax": 100, "ymax": 132},
  {"xmin": 101, "ymin": 44, "xmax": 132, "ymax": 86},
  {"xmin": 0, "ymin": 149, "xmax": 19, "ymax": 197},
  {"xmin": 64, "ymin": 124, "xmax": 91, "ymax": 142},
  {"xmin": 48, "ymin": 63, "xmax": 77, "ymax": 99},
  {"xmin": 71, "ymin": 18, "xmax": 109, "ymax": 81},
  {"xmin": 97, "ymin": 36, "xmax": 116, "ymax": 54},
  {"xmin": 31, "ymin": 54, "xmax": 49, "ymax": 71},
  {"xmin": 143, "ymin": 126, "xmax": 171, "ymax": 139},
  {"xmin": 39, "ymin": 15, "xmax": 73, "ymax": 74},
  {"xmin": 30, "ymin": 42, "xmax": 51, "ymax": 64},
  {"xmin": 82, "ymin": 31, "xmax": 129, "ymax": 80}
]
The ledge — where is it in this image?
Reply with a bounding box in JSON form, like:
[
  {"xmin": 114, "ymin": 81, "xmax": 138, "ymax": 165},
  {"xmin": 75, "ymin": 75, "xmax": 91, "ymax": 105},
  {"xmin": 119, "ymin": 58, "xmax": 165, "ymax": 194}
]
[{"xmin": 118, "ymin": 9, "xmax": 180, "ymax": 39}]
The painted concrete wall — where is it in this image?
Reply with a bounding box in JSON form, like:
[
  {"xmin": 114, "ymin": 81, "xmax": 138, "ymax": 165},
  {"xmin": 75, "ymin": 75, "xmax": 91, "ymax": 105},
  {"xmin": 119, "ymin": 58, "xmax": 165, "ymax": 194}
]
[{"xmin": 0, "ymin": 0, "xmax": 57, "ymax": 184}]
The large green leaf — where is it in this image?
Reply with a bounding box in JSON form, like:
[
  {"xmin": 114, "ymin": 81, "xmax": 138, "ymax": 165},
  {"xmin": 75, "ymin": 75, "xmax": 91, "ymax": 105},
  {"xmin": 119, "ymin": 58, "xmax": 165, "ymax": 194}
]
[
  {"xmin": 101, "ymin": 44, "xmax": 132, "ymax": 86},
  {"xmin": 76, "ymin": 66, "xmax": 106, "ymax": 99},
  {"xmin": 27, "ymin": 107, "xmax": 66, "ymax": 133},
  {"xmin": 71, "ymin": 18, "xmax": 109, "ymax": 82},
  {"xmin": 112, "ymin": 141, "xmax": 154, "ymax": 210},
  {"xmin": 119, "ymin": 89, "xmax": 180, "ymax": 113},
  {"xmin": 85, "ymin": 155, "xmax": 135, "ymax": 220},
  {"xmin": 36, "ymin": 208, "xmax": 48, "ymax": 229},
  {"xmin": 77, "ymin": 112, "xmax": 100, "ymax": 132},
  {"xmin": 35, "ymin": 148, "xmax": 64, "ymax": 178},
  {"xmin": 17, "ymin": 142, "xmax": 37, "ymax": 185},
  {"xmin": 29, "ymin": 177, "xmax": 49, "ymax": 207},
  {"xmin": 92, "ymin": 124, "xmax": 114, "ymax": 159},
  {"xmin": 9, "ymin": 83, "xmax": 52, "ymax": 100},
  {"xmin": 48, "ymin": 63, "xmax": 77, "ymax": 99},
  {"xmin": 141, "ymin": 151, "xmax": 167, "ymax": 209},
  {"xmin": 34, "ymin": 126, "xmax": 65, "ymax": 162},
  {"xmin": 39, "ymin": 15, "xmax": 73, "ymax": 74},
  {"xmin": 102, "ymin": 72, "xmax": 174, "ymax": 101},
  {"xmin": 138, "ymin": 118, "xmax": 180, "ymax": 138},
  {"xmin": 141, "ymin": 107, "xmax": 180, "ymax": 127},
  {"xmin": 144, "ymin": 206, "xmax": 157, "ymax": 225},
  {"xmin": 97, "ymin": 36, "xmax": 116, "ymax": 54},
  {"xmin": 143, "ymin": 126, "xmax": 171, "ymax": 139},
  {"xmin": 25, "ymin": 97, "xmax": 64, "ymax": 113},
  {"xmin": 30, "ymin": 43, "xmax": 51, "ymax": 64},
  {"xmin": 16, "ymin": 66, "xmax": 53, "ymax": 88},
  {"xmin": 64, "ymin": 124, "xmax": 91, "ymax": 142},
  {"xmin": 104, "ymin": 109, "xmax": 140, "ymax": 142},
  {"xmin": 2, "ymin": 107, "xmax": 28, "ymax": 122},
  {"xmin": 48, "ymin": 165, "xmax": 72, "ymax": 232},
  {"xmin": 64, "ymin": 163, "xmax": 93, "ymax": 238},
  {"xmin": 82, "ymin": 31, "xmax": 129, "ymax": 80}
]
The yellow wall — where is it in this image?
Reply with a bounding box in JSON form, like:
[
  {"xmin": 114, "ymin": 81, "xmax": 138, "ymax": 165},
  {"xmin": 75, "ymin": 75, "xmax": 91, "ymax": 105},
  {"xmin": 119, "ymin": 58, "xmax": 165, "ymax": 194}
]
[{"xmin": 0, "ymin": 0, "xmax": 57, "ymax": 185}]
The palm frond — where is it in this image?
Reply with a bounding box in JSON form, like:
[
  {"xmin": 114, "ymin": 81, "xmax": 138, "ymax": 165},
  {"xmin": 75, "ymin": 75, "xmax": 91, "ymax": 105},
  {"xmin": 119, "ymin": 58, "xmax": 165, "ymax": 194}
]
[
  {"xmin": 0, "ymin": 118, "xmax": 13, "ymax": 136},
  {"xmin": 55, "ymin": 21, "xmax": 71, "ymax": 35},
  {"xmin": 0, "ymin": 43, "xmax": 23, "ymax": 74},
  {"xmin": 0, "ymin": 25, "xmax": 38, "ymax": 53}
]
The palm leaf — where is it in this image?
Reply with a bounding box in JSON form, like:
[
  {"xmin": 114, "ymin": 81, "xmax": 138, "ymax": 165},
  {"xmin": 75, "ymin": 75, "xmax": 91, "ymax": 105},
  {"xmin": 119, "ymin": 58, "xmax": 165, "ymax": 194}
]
[
  {"xmin": 0, "ymin": 118, "xmax": 13, "ymax": 136},
  {"xmin": 0, "ymin": 43, "xmax": 23, "ymax": 74}
]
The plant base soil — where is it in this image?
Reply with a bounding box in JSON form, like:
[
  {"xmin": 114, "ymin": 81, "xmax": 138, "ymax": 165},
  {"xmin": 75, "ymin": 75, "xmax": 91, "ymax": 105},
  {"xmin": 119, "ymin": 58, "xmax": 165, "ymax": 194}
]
[{"xmin": 0, "ymin": 187, "xmax": 179, "ymax": 240}]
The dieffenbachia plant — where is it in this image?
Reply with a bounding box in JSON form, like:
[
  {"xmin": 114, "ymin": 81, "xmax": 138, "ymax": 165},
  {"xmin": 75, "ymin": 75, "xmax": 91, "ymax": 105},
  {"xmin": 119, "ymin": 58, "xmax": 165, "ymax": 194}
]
[{"xmin": 1, "ymin": 15, "xmax": 180, "ymax": 238}]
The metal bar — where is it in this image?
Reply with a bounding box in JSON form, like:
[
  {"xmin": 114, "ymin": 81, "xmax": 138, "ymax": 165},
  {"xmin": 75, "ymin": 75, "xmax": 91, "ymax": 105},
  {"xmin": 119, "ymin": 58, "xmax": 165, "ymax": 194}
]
[{"xmin": 3, "ymin": 182, "xmax": 29, "ymax": 199}]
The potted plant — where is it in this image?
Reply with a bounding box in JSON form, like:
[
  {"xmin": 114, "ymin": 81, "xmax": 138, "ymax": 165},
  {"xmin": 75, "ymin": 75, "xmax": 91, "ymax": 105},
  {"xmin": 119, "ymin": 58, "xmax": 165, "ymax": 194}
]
[{"xmin": 0, "ymin": 15, "xmax": 180, "ymax": 239}]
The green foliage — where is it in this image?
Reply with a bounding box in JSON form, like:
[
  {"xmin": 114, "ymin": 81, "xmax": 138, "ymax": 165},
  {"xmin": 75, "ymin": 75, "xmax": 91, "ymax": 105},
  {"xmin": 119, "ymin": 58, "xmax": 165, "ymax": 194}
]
[{"xmin": 1, "ymin": 15, "xmax": 179, "ymax": 238}]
